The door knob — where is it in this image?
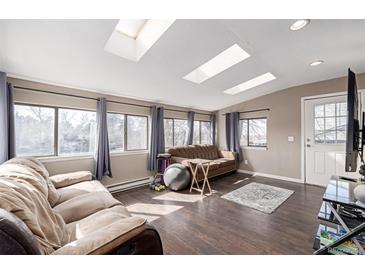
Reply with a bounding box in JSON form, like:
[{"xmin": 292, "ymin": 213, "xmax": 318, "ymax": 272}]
[{"xmin": 306, "ymin": 144, "xmax": 311, "ymax": 147}]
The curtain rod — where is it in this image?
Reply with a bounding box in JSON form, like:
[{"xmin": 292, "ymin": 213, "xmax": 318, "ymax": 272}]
[
  {"xmin": 13, "ymin": 85, "xmax": 211, "ymax": 116},
  {"xmin": 222, "ymin": 108, "xmax": 270, "ymax": 115}
]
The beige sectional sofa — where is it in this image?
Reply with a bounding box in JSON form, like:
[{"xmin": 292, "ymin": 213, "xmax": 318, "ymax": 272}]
[
  {"xmin": 0, "ymin": 157, "xmax": 162, "ymax": 255},
  {"xmin": 168, "ymin": 145, "xmax": 237, "ymax": 181}
]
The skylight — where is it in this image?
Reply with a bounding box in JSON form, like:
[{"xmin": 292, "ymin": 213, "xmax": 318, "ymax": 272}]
[
  {"xmin": 223, "ymin": 72, "xmax": 276, "ymax": 95},
  {"xmin": 104, "ymin": 19, "xmax": 175, "ymax": 62},
  {"xmin": 183, "ymin": 44, "xmax": 250, "ymax": 84},
  {"xmin": 115, "ymin": 19, "xmax": 147, "ymax": 39}
]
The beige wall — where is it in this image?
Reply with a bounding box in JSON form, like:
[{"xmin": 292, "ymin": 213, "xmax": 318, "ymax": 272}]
[
  {"xmin": 218, "ymin": 73, "xmax": 365, "ymax": 180},
  {"xmin": 8, "ymin": 77, "xmax": 211, "ymax": 186}
]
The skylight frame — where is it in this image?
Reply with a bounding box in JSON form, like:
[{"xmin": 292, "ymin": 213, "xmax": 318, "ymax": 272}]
[
  {"xmin": 183, "ymin": 44, "xmax": 251, "ymax": 84},
  {"xmin": 223, "ymin": 72, "xmax": 276, "ymax": 95}
]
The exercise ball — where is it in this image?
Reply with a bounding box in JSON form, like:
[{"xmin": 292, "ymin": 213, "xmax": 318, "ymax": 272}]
[
  {"xmin": 164, "ymin": 163, "xmax": 191, "ymax": 191},
  {"xmin": 354, "ymin": 185, "xmax": 365, "ymax": 208}
]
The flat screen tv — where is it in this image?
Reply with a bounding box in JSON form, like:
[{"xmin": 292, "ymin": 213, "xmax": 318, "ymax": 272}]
[{"xmin": 345, "ymin": 68, "xmax": 362, "ymax": 172}]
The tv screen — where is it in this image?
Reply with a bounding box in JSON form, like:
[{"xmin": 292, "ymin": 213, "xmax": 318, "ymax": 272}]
[{"xmin": 345, "ymin": 68, "xmax": 359, "ymax": 172}]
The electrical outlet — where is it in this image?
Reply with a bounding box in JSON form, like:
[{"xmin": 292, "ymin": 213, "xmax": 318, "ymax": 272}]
[{"xmin": 244, "ymin": 160, "xmax": 248, "ymax": 165}]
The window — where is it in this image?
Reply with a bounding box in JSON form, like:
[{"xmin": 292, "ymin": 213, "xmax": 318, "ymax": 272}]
[
  {"xmin": 14, "ymin": 105, "xmax": 55, "ymax": 156},
  {"xmin": 126, "ymin": 115, "xmax": 148, "ymax": 150},
  {"xmin": 164, "ymin": 118, "xmax": 212, "ymax": 148},
  {"xmin": 240, "ymin": 118, "xmax": 267, "ymax": 147},
  {"xmin": 173, "ymin": 119, "xmax": 188, "ymax": 146},
  {"xmin": 107, "ymin": 113, "xmax": 148, "ymax": 152},
  {"xmin": 164, "ymin": 118, "xmax": 174, "ymax": 148},
  {"xmin": 58, "ymin": 109, "xmax": 96, "ymax": 155},
  {"xmin": 314, "ymin": 102, "xmax": 347, "ymax": 144},
  {"xmin": 193, "ymin": 120, "xmax": 212, "ymax": 145},
  {"xmin": 14, "ymin": 103, "xmax": 149, "ymax": 157},
  {"xmin": 107, "ymin": 113, "xmax": 125, "ymax": 152}
]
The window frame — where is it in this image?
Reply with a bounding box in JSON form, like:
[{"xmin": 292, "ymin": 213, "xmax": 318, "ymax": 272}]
[
  {"xmin": 125, "ymin": 114, "xmax": 149, "ymax": 151},
  {"xmin": 107, "ymin": 112, "xmax": 149, "ymax": 153},
  {"xmin": 14, "ymin": 102, "xmax": 58, "ymax": 158},
  {"xmin": 164, "ymin": 118, "xmax": 212, "ymax": 148},
  {"xmin": 14, "ymin": 103, "xmax": 149, "ymax": 158},
  {"xmin": 240, "ymin": 117, "xmax": 268, "ymax": 148}
]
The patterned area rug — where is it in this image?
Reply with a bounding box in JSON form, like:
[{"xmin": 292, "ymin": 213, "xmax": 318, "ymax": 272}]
[{"xmin": 221, "ymin": 182, "xmax": 294, "ymax": 214}]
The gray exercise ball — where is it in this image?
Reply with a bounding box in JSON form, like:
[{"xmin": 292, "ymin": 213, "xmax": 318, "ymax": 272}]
[{"xmin": 164, "ymin": 163, "xmax": 191, "ymax": 191}]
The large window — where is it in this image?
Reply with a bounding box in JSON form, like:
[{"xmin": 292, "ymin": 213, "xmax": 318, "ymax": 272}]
[
  {"xmin": 193, "ymin": 120, "xmax": 212, "ymax": 145},
  {"xmin": 58, "ymin": 109, "xmax": 96, "ymax": 155},
  {"xmin": 314, "ymin": 102, "xmax": 347, "ymax": 144},
  {"xmin": 164, "ymin": 118, "xmax": 212, "ymax": 148},
  {"xmin": 240, "ymin": 118, "xmax": 267, "ymax": 147},
  {"xmin": 164, "ymin": 118, "xmax": 188, "ymax": 147},
  {"xmin": 14, "ymin": 103, "xmax": 148, "ymax": 157},
  {"xmin": 14, "ymin": 105, "xmax": 55, "ymax": 156},
  {"xmin": 107, "ymin": 113, "xmax": 148, "ymax": 152}
]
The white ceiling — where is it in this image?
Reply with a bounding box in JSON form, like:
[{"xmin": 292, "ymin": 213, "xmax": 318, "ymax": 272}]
[{"xmin": 1, "ymin": 19, "xmax": 365, "ymax": 111}]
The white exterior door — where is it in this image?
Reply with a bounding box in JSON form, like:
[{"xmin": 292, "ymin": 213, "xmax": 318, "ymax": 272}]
[{"xmin": 304, "ymin": 95, "xmax": 357, "ymax": 186}]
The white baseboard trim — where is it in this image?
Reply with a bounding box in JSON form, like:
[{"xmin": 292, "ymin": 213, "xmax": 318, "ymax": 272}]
[
  {"xmin": 107, "ymin": 176, "xmax": 153, "ymax": 194},
  {"xmin": 237, "ymin": 169, "xmax": 303, "ymax": 184}
]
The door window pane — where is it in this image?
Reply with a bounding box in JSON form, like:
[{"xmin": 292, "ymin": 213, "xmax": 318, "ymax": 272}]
[
  {"xmin": 314, "ymin": 102, "xmax": 347, "ymax": 144},
  {"xmin": 126, "ymin": 115, "xmax": 148, "ymax": 150},
  {"xmin": 14, "ymin": 105, "xmax": 55, "ymax": 156},
  {"xmin": 107, "ymin": 113, "xmax": 124, "ymax": 152},
  {"xmin": 200, "ymin": 121, "xmax": 212, "ymax": 144},
  {"xmin": 248, "ymin": 119, "xmax": 267, "ymax": 147},
  {"xmin": 164, "ymin": 119, "xmax": 173, "ymax": 148},
  {"xmin": 325, "ymin": 104, "xmax": 336, "ymax": 117},
  {"xmin": 174, "ymin": 119, "xmax": 188, "ymax": 146},
  {"xmin": 58, "ymin": 109, "xmax": 96, "ymax": 155}
]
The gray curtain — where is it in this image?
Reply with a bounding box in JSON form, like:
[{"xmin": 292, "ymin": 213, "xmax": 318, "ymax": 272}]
[
  {"xmin": 0, "ymin": 72, "xmax": 15, "ymax": 164},
  {"xmin": 210, "ymin": 113, "xmax": 216, "ymax": 145},
  {"xmin": 187, "ymin": 111, "xmax": 195, "ymax": 145},
  {"xmin": 94, "ymin": 97, "xmax": 112, "ymax": 180},
  {"xmin": 148, "ymin": 106, "xmax": 165, "ymax": 171},
  {"xmin": 225, "ymin": 112, "xmax": 243, "ymax": 162}
]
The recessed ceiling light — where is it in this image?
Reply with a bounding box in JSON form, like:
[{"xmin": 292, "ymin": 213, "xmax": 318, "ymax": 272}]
[
  {"xmin": 115, "ymin": 19, "xmax": 148, "ymax": 39},
  {"xmin": 223, "ymin": 72, "xmax": 276, "ymax": 95},
  {"xmin": 310, "ymin": 60, "xmax": 324, "ymax": 67},
  {"xmin": 290, "ymin": 19, "xmax": 310, "ymax": 31},
  {"xmin": 183, "ymin": 44, "xmax": 250, "ymax": 84}
]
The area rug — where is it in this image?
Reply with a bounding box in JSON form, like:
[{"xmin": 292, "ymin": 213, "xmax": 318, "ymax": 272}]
[{"xmin": 221, "ymin": 182, "xmax": 294, "ymax": 214}]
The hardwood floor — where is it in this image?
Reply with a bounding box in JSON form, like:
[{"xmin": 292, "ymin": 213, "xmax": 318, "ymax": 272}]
[{"xmin": 113, "ymin": 172, "xmax": 325, "ymax": 254}]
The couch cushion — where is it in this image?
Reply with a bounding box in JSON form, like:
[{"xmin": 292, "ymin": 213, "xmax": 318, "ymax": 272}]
[
  {"xmin": 50, "ymin": 171, "xmax": 93, "ymax": 189},
  {"xmin": 66, "ymin": 205, "xmax": 134, "ymax": 242},
  {"xmin": 168, "ymin": 145, "xmax": 219, "ymax": 160},
  {"xmin": 212, "ymin": 158, "xmax": 236, "ymax": 168},
  {"xmin": 53, "ymin": 192, "xmax": 122, "ymax": 224}
]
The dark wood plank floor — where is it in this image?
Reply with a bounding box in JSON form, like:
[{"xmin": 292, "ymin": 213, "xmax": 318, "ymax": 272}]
[{"xmin": 113, "ymin": 172, "xmax": 325, "ymax": 254}]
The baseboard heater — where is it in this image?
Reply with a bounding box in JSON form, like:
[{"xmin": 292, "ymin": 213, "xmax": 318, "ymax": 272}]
[{"xmin": 107, "ymin": 176, "xmax": 153, "ymax": 194}]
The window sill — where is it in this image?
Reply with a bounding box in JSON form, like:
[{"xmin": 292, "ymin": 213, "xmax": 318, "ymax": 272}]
[
  {"xmin": 110, "ymin": 150, "xmax": 149, "ymax": 157},
  {"xmin": 38, "ymin": 150, "xmax": 149, "ymax": 163},
  {"xmin": 241, "ymin": 146, "xmax": 268, "ymax": 151},
  {"xmin": 38, "ymin": 154, "xmax": 94, "ymax": 163}
]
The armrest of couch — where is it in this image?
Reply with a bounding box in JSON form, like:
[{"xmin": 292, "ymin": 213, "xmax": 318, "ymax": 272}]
[
  {"xmin": 50, "ymin": 171, "xmax": 93, "ymax": 189},
  {"xmin": 51, "ymin": 217, "xmax": 146, "ymax": 255},
  {"xmin": 218, "ymin": 150, "xmax": 237, "ymax": 160}
]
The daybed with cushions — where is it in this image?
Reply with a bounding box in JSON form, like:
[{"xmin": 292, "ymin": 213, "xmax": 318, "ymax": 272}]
[
  {"xmin": 168, "ymin": 145, "xmax": 237, "ymax": 181},
  {"xmin": 0, "ymin": 157, "xmax": 162, "ymax": 255}
]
